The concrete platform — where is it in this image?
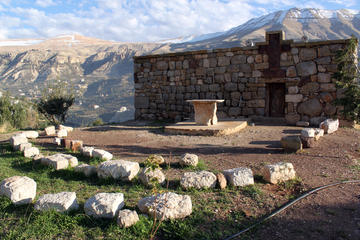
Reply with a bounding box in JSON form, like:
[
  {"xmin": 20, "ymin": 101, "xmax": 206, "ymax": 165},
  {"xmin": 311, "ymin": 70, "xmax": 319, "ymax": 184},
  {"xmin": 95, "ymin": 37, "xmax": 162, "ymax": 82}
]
[{"xmin": 164, "ymin": 120, "xmax": 248, "ymax": 136}]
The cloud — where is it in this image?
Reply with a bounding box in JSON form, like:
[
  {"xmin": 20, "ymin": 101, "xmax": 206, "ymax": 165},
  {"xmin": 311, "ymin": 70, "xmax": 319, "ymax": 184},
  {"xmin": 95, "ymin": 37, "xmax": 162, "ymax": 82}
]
[
  {"xmin": 1, "ymin": 0, "xmax": 359, "ymax": 41},
  {"xmin": 35, "ymin": 0, "xmax": 56, "ymax": 8}
]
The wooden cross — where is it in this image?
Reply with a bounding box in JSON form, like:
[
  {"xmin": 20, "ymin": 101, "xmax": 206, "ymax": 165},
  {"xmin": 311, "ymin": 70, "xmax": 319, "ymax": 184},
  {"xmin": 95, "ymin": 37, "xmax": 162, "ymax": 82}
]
[{"xmin": 258, "ymin": 31, "xmax": 292, "ymax": 78}]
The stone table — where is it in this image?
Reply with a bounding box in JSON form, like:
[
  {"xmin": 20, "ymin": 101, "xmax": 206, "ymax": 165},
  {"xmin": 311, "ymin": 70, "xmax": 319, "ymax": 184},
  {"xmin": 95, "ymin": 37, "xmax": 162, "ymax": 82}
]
[{"xmin": 187, "ymin": 99, "xmax": 224, "ymax": 126}]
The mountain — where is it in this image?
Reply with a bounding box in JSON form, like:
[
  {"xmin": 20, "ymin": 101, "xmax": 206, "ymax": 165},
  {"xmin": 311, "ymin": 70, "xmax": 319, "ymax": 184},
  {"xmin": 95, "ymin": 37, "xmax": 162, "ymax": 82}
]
[
  {"xmin": 165, "ymin": 8, "xmax": 360, "ymax": 52},
  {"xmin": 0, "ymin": 8, "xmax": 359, "ymax": 126}
]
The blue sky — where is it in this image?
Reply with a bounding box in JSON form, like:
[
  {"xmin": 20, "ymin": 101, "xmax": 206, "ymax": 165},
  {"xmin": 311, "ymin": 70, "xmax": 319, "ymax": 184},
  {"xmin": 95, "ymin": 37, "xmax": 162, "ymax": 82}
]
[{"xmin": 0, "ymin": 0, "xmax": 359, "ymax": 42}]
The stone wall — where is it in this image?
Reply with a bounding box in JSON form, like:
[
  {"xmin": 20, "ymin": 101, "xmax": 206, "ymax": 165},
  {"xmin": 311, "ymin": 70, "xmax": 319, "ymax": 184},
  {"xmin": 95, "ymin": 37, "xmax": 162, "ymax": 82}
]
[{"xmin": 133, "ymin": 31, "xmax": 354, "ymax": 125}]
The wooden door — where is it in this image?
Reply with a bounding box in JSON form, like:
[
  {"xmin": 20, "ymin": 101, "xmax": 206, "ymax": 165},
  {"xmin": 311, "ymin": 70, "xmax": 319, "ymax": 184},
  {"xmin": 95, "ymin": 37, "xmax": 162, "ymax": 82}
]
[{"xmin": 267, "ymin": 83, "xmax": 285, "ymax": 117}]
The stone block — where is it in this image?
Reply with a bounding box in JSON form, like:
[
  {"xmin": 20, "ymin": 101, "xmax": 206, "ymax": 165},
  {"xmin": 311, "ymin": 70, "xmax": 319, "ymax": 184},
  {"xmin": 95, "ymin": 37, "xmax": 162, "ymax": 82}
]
[
  {"xmin": 216, "ymin": 173, "xmax": 227, "ymax": 189},
  {"xmin": 0, "ymin": 176, "xmax": 36, "ymax": 205},
  {"xmin": 97, "ymin": 160, "xmax": 140, "ymax": 181},
  {"xmin": 45, "ymin": 126, "xmax": 56, "ymax": 136},
  {"xmin": 85, "ymin": 193, "xmax": 124, "ymax": 219},
  {"xmin": 59, "ymin": 125, "xmax": 73, "ymax": 132},
  {"xmin": 57, "ymin": 129, "xmax": 67, "ymax": 138},
  {"xmin": 22, "ymin": 131, "xmax": 39, "ymax": 139},
  {"xmin": 231, "ymin": 55, "xmax": 246, "ymax": 64},
  {"xmin": 10, "ymin": 134, "xmax": 28, "ymax": 150},
  {"xmin": 300, "ymin": 82, "xmax": 319, "ymax": 95},
  {"xmin": 318, "ymin": 73, "xmax": 331, "ymax": 83},
  {"xmin": 222, "ymin": 167, "xmax": 254, "ymax": 187},
  {"xmin": 285, "ymin": 94, "xmax": 303, "ymax": 103},
  {"xmin": 139, "ymin": 167, "xmax": 166, "ymax": 187},
  {"xmin": 137, "ymin": 192, "xmax": 192, "ymax": 220},
  {"xmin": 301, "ymin": 128, "xmax": 315, "ymax": 138},
  {"xmin": 320, "ymin": 119, "xmax": 339, "ymax": 134},
  {"xmin": 180, "ymin": 153, "xmax": 198, "ymax": 167},
  {"xmin": 92, "ymin": 149, "xmax": 113, "ymax": 161},
  {"xmin": 299, "ymin": 48, "xmax": 317, "ymax": 61},
  {"xmin": 180, "ymin": 171, "xmax": 217, "ymax": 189},
  {"xmin": 74, "ymin": 164, "xmax": 97, "ymax": 177},
  {"xmin": 297, "ymin": 98, "xmax": 323, "ymax": 117},
  {"xmin": 42, "ymin": 154, "xmax": 78, "ymax": 170},
  {"xmin": 117, "ymin": 209, "xmax": 139, "ymax": 228},
  {"xmin": 261, "ymin": 162, "xmax": 296, "ymax": 184},
  {"xmin": 320, "ymin": 83, "xmax": 336, "ymax": 92},
  {"xmin": 281, "ymin": 136, "xmax": 302, "ymax": 153},
  {"xmin": 35, "ymin": 192, "xmax": 79, "ymax": 212},
  {"xmin": 296, "ymin": 61, "xmax": 317, "ymax": 77},
  {"xmin": 80, "ymin": 146, "xmax": 94, "ymax": 157},
  {"xmin": 19, "ymin": 142, "xmax": 32, "ymax": 152},
  {"xmin": 24, "ymin": 147, "xmax": 40, "ymax": 158}
]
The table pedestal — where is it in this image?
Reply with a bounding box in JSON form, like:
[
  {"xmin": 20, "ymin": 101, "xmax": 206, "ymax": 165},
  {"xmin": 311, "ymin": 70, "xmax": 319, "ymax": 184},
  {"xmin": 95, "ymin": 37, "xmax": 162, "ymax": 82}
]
[{"xmin": 187, "ymin": 100, "xmax": 224, "ymax": 126}]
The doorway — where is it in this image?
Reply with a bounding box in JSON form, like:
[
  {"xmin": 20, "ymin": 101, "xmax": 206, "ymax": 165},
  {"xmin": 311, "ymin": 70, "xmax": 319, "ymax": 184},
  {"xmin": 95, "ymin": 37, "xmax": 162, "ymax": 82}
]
[{"xmin": 266, "ymin": 83, "xmax": 285, "ymax": 117}]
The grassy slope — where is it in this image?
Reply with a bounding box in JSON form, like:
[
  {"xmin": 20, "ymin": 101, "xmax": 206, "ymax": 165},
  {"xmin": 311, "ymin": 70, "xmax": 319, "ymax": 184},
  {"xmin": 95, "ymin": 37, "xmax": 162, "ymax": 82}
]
[{"xmin": 0, "ymin": 141, "xmax": 268, "ymax": 240}]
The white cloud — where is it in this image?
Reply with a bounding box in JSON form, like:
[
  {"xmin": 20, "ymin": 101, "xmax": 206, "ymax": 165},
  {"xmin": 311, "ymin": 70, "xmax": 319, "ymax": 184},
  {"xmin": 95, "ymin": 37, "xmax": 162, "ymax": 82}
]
[
  {"xmin": 0, "ymin": 0, "xmax": 358, "ymax": 42},
  {"xmin": 35, "ymin": 0, "xmax": 56, "ymax": 8}
]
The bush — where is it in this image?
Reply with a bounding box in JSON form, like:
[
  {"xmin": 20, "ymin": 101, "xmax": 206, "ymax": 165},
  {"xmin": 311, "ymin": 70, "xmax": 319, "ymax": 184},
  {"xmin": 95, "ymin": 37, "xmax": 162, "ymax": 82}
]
[
  {"xmin": 92, "ymin": 118, "xmax": 104, "ymax": 126},
  {"xmin": 0, "ymin": 93, "xmax": 31, "ymax": 131},
  {"xmin": 37, "ymin": 81, "xmax": 75, "ymax": 126},
  {"xmin": 334, "ymin": 36, "xmax": 360, "ymax": 122}
]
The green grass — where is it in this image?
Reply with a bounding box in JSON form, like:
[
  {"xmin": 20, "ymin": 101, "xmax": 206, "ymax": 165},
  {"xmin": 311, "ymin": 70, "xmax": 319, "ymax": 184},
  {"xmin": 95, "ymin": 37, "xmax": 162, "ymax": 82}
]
[{"xmin": 0, "ymin": 142, "xmax": 274, "ymax": 239}]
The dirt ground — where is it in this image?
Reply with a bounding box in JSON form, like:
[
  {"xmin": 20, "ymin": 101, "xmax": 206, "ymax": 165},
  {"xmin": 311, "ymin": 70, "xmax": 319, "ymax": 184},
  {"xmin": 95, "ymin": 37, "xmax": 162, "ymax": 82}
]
[{"xmin": 10, "ymin": 122, "xmax": 360, "ymax": 239}]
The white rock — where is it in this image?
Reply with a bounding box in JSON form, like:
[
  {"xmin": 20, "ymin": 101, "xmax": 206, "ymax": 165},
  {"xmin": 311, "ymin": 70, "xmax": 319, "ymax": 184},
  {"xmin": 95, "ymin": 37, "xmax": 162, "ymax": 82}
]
[
  {"xmin": 0, "ymin": 176, "xmax": 36, "ymax": 205},
  {"xmin": 261, "ymin": 162, "xmax": 296, "ymax": 184},
  {"xmin": 179, "ymin": 153, "xmax": 198, "ymax": 167},
  {"xmin": 59, "ymin": 125, "xmax": 73, "ymax": 132},
  {"xmin": 80, "ymin": 146, "xmax": 94, "ymax": 157},
  {"xmin": 93, "ymin": 149, "xmax": 113, "ymax": 161},
  {"xmin": 41, "ymin": 154, "xmax": 78, "ymax": 170},
  {"xmin": 314, "ymin": 128, "xmax": 324, "ymax": 140},
  {"xmin": 301, "ymin": 128, "xmax": 315, "ymax": 138},
  {"xmin": 74, "ymin": 164, "xmax": 97, "ymax": 177},
  {"xmin": 222, "ymin": 167, "xmax": 254, "ymax": 187},
  {"xmin": 117, "ymin": 209, "xmax": 139, "ymax": 228},
  {"xmin": 22, "ymin": 131, "xmax": 39, "ymax": 139},
  {"xmin": 137, "ymin": 192, "xmax": 192, "ymax": 220},
  {"xmin": 84, "ymin": 193, "xmax": 124, "ymax": 218},
  {"xmin": 10, "ymin": 134, "xmax": 28, "ymax": 150},
  {"xmin": 320, "ymin": 118, "xmax": 339, "ymax": 134},
  {"xmin": 34, "ymin": 192, "xmax": 79, "ymax": 212},
  {"xmin": 19, "ymin": 142, "xmax": 32, "ymax": 152},
  {"xmin": 57, "ymin": 129, "xmax": 68, "ymax": 138},
  {"xmin": 45, "ymin": 126, "xmax": 56, "ymax": 136},
  {"xmin": 139, "ymin": 167, "xmax": 166, "ymax": 187},
  {"xmin": 24, "ymin": 147, "xmax": 40, "ymax": 158},
  {"xmin": 97, "ymin": 160, "xmax": 140, "ymax": 181},
  {"xmin": 54, "ymin": 137, "xmax": 62, "ymax": 146},
  {"xmin": 180, "ymin": 171, "xmax": 217, "ymax": 189}
]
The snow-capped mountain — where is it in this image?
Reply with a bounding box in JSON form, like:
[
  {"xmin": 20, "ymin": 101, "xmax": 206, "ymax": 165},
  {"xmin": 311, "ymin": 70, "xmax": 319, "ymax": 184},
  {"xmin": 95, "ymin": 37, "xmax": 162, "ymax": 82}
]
[{"xmin": 165, "ymin": 8, "xmax": 360, "ymax": 52}]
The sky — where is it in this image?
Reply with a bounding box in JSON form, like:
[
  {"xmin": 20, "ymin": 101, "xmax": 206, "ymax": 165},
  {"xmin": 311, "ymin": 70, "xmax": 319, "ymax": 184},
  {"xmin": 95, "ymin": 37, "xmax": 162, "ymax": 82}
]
[{"xmin": 0, "ymin": 0, "xmax": 358, "ymax": 42}]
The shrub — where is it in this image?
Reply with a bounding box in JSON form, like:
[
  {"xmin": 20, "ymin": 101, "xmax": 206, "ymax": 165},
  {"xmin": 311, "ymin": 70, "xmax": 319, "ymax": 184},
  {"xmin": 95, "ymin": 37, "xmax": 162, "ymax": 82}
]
[
  {"xmin": 37, "ymin": 81, "xmax": 75, "ymax": 126},
  {"xmin": 334, "ymin": 36, "xmax": 360, "ymax": 122},
  {"xmin": 0, "ymin": 92, "xmax": 32, "ymax": 131}
]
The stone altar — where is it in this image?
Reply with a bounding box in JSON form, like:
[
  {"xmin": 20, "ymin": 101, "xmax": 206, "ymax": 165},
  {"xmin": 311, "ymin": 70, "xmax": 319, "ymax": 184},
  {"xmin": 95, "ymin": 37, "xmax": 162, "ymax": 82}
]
[{"xmin": 187, "ymin": 99, "xmax": 224, "ymax": 126}]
